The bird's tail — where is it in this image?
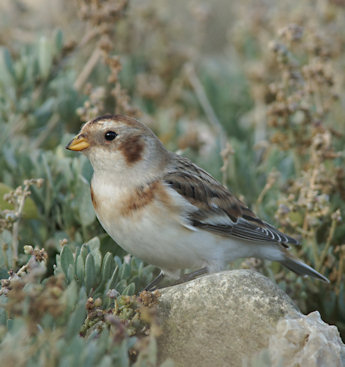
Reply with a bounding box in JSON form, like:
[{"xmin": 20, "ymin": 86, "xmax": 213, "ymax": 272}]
[{"xmin": 280, "ymin": 254, "xmax": 329, "ymax": 283}]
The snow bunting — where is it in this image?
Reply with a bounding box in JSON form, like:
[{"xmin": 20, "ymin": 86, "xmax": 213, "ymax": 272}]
[{"xmin": 66, "ymin": 114, "xmax": 328, "ymax": 285}]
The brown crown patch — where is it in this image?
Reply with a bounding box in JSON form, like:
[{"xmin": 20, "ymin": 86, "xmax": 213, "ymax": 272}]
[
  {"xmin": 90, "ymin": 114, "xmax": 115, "ymax": 124},
  {"xmin": 119, "ymin": 134, "xmax": 144, "ymax": 165},
  {"xmin": 90, "ymin": 114, "xmax": 140, "ymax": 127}
]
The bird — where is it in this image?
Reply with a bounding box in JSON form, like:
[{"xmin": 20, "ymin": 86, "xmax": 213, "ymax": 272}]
[{"xmin": 66, "ymin": 114, "xmax": 328, "ymax": 288}]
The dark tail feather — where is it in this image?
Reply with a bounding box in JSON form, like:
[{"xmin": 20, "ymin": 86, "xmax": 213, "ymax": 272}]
[{"xmin": 280, "ymin": 256, "xmax": 329, "ymax": 283}]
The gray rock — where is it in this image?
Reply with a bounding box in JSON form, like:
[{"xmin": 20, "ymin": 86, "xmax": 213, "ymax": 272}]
[
  {"xmin": 156, "ymin": 270, "xmax": 345, "ymax": 367},
  {"xmin": 268, "ymin": 311, "xmax": 345, "ymax": 367}
]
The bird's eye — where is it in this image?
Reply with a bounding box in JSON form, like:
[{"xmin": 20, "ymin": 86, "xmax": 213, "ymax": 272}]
[{"xmin": 104, "ymin": 131, "xmax": 117, "ymax": 141}]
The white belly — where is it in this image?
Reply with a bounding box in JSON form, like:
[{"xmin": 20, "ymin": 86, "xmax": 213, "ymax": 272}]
[
  {"xmin": 90, "ymin": 177, "xmax": 226, "ymax": 271},
  {"xmin": 94, "ymin": 191, "xmax": 210, "ymax": 271},
  {"xmin": 90, "ymin": 177, "xmax": 283, "ymax": 274}
]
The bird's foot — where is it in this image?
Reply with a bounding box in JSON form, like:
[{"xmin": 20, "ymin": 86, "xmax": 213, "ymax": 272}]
[
  {"xmin": 171, "ymin": 267, "xmax": 208, "ymax": 286},
  {"xmin": 143, "ymin": 270, "xmax": 165, "ymax": 292}
]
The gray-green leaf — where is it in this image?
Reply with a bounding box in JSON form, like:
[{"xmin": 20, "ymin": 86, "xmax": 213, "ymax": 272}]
[{"xmin": 60, "ymin": 246, "xmax": 74, "ymax": 278}]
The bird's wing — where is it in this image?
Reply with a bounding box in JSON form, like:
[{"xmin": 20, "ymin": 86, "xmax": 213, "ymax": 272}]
[{"xmin": 164, "ymin": 154, "xmax": 299, "ymax": 246}]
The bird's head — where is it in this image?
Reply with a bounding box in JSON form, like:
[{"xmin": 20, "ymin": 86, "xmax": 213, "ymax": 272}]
[{"xmin": 66, "ymin": 114, "xmax": 168, "ymax": 183}]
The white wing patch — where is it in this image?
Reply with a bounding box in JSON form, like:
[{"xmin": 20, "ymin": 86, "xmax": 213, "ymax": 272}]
[
  {"xmin": 163, "ymin": 183, "xmax": 199, "ymax": 232},
  {"xmin": 199, "ymin": 213, "xmax": 234, "ymax": 226}
]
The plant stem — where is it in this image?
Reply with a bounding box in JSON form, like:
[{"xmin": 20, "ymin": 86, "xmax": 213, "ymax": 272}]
[
  {"xmin": 319, "ymin": 216, "xmax": 337, "ymax": 271},
  {"xmin": 12, "ymin": 184, "xmax": 29, "ymax": 268},
  {"xmin": 185, "ymin": 62, "xmax": 227, "ymax": 150},
  {"xmin": 74, "ymin": 48, "xmax": 102, "ymax": 91},
  {"xmin": 32, "ymin": 114, "xmax": 60, "ymax": 149}
]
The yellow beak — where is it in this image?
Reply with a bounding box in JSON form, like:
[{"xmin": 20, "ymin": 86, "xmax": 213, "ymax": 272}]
[{"xmin": 66, "ymin": 135, "xmax": 90, "ymax": 151}]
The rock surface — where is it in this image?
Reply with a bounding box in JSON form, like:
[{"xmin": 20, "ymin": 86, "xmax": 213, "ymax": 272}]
[
  {"xmin": 157, "ymin": 270, "xmax": 345, "ymax": 367},
  {"xmin": 269, "ymin": 311, "xmax": 345, "ymax": 367}
]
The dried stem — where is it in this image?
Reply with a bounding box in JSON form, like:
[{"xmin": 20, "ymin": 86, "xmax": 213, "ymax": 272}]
[
  {"xmin": 12, "ymin": 184, "xmax": 29, "ymax": 267},
  {"xmin": 220, "ymin": 142, "xmax": 234, "ymax": 186},
  {"xmin": 185, "ymin": 62, "xmax": 227, "ymax": 150},
  {"xmin": 319, "ymin": 215, "xmax": 337, "ymax": 272},
  {"xmin": 256, "ymin": 170, "xmax": 279, "ymax": 207},
  {"xmin": 32, "ymin": 114, "xmax": 60, "ymax": 149},
  {"xmin": 74, "ymin": 48, "xmax": 102, "ymax": 91},
  {"xmin": 79, "ymin": 27, "xmax": 103, "ymax": 49}
]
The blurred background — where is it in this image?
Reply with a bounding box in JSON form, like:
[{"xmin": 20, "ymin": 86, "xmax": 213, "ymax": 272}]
[{"xmin": 0, "ymin": 0, "xmax": 344, "ymax": 355}]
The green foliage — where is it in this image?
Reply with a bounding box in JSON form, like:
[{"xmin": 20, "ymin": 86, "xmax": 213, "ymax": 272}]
[
  {"xmin": 0, "ymin": 183, "xmax": 39, "ymax": 219},
  {"xmin": 56, "ymin": 237, "xmax": 154, "ymax": 302},
  {"xmin": 0, "ymin": 243, "xmax": 163, "ymax": 366}
]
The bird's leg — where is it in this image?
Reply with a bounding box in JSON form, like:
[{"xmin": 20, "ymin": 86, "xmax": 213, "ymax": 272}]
[
  {"xmin": 172, "ymin": 267, "xmax": 208, "ymax": 286},
  {"xmin": 144, "ymin": 270, "xmax": 165, "ymax": 291},
  {"xmin": 143, "ymin": 267, "xmax": 208, "ymax": 292}
]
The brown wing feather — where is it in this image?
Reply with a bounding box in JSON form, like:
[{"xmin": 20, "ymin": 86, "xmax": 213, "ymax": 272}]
[{"xmin": 164, "ymin": 154, "xmax": 299, "ymax": 246}]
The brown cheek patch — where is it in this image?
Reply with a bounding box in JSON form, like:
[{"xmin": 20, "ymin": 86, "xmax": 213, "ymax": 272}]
[{"xmin": 119, "ymin": 135, "xmax": 144, "ymax": 165}]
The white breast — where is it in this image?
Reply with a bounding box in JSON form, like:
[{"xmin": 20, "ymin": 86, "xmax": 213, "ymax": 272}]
[
  {"xmin": 90, "ymin": 174, "xmax": 226, "ymax": 272},
  {"xmin": 90, "ymin": 174, "xmax": 282, "ymax": 275}
]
